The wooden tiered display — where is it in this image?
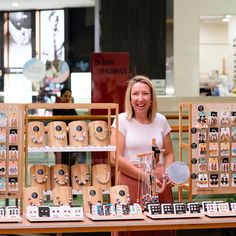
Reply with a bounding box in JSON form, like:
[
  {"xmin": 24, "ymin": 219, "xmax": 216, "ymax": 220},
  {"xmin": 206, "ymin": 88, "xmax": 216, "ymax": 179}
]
[{"xmin": 24, "ymin": 103, "xmax": 119, "ymax": 221}]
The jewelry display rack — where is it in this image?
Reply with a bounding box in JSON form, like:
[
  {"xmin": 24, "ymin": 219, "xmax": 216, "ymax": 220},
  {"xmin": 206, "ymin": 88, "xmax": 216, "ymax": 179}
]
[
  {"xmin": 178, "ymin": 103, "xmax": 236, "ymax": 202},
  {"xmin": 86, "ymin": 185, "xmax": 145, "ymax": 221},
  {"xmin": 0, "ymin": 104, "xmax": 24, "ymax": 222},
  {"xmin": 24, "ymin": 103, "xmax": 119, "ymax": 221}
]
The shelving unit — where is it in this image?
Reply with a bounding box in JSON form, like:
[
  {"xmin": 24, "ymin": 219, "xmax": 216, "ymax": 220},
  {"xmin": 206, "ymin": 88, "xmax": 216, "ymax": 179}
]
[
  {"xmin": 25, "ymin": 103, "xmax": 119, "ymax": 187},
  {"xmin": 23, "ymin": 103, "xmax": 119, "ymax": 219}
]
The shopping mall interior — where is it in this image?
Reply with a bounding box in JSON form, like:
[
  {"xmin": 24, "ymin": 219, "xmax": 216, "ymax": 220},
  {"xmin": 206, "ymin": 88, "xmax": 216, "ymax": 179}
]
[{"xmin": 0, "ymin": 0, "xmax": 236, "ymax": 235}]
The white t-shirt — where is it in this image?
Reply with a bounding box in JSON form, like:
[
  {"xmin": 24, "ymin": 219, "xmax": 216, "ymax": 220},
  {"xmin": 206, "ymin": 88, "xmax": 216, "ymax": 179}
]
[{"xmin": 112, "ymin": 112, "xmax": 171, "ymax": 164}]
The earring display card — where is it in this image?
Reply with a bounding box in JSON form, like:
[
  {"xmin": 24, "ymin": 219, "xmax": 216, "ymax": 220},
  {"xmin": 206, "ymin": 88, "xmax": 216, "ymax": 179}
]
[
  {"xmin": 191, "ymin": 103, "xmax": 236, "ymax": 195},
  {"xmin": 0, "ymin": 104, "xmax": 24, "ymax": 199}
]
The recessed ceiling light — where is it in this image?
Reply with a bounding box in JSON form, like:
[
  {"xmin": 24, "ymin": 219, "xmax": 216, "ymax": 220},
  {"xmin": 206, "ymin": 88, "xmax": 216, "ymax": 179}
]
[{"xmin": 11, "ymin": 2, "xmax": 19, "ymax": 7}]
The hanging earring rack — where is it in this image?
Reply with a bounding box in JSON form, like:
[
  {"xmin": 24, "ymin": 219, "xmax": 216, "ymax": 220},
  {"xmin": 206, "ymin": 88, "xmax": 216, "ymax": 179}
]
[{"xmin": 179, "ymin": 103, "xmax": 236, "ymax": 202}]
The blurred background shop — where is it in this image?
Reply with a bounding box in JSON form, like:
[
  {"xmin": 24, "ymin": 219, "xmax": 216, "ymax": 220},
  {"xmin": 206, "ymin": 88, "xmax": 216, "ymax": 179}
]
[{"xmin": 1, "ymin": 0, "xmax": 236, "ymax": 106}]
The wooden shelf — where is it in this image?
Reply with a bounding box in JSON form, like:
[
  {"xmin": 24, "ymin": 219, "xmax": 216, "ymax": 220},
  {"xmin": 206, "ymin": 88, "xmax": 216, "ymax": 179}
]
[{"xmin": 28, "ymin": 145, "xmax": 116, "ymax": 153}]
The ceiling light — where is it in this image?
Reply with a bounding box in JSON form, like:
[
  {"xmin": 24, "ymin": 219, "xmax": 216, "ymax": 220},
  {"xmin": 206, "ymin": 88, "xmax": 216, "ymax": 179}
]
[
  {"xmin": 222, "ymin": 17, "xmax": 230, "ymax": 22},
  {"xmin": 11, "ymin": 2, "xmax": 19, "ymax": 7}
]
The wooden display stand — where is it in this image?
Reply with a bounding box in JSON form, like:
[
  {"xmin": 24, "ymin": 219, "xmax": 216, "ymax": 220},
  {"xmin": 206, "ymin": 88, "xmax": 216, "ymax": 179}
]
[
  {"xmin": 47, "ymin": 121, "xmax": 68, "ymax": 147},
  {"xmin": 23, "ymin": 186, "xmax": 43, "ymax": 210},
  {"xmin": 68, "ymin": 121, "xmax": 88, "ymax": 147},
  {"xmin": 30, "ymin": 165, "xmax": 51, "ymax": 191},
  {"xmin": 109, "ymin": 185, "xmax": 129, "ymax": 204},
  {"xmin": 88, "ymin": 121, "xmax": 108, "ymax": 146},
  {"xmin": 25, "ymin": 103, "xmax": 119, "ymax": 216},
  {"xmin": 52, "ymin": 186, "xmax": 72, "ymax": 205},
  {"xmin": 50, "ymin": 164, "xmax": 70, "ymax": 189},
  {"xmin": 179, "ymin": 103, "xmax": 236, "ymax": 202},
  {"xmin": 92, "ymin": 164, "xmax": 111, "ymax": 191},
  {"xmin": 27, "ymin": 121, "xmax": 45, "ymax": 148},
  {"xmin": 71, "ymin": 164, "xmax": 91, "ymax": 191},
  {"xmin": 82, "ymin": 186, "xmax": 103, "ymax": 213}
]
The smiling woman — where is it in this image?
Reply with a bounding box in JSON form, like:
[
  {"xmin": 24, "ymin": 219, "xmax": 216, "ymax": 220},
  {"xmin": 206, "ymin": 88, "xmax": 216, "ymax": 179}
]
[{"xmin": 110, "ymin": 75, "xmax": 175, "ymax": 236}]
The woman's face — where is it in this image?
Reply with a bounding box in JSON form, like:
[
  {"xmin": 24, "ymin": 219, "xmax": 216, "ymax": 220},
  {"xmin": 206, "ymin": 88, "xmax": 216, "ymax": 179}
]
[
  {"xmin": 130, "ymin": 82, "xmax": 152, "ymax": 117},
  {"xmin": 60, "ymin": 90, "xmax": 72, "ymax": 103}
]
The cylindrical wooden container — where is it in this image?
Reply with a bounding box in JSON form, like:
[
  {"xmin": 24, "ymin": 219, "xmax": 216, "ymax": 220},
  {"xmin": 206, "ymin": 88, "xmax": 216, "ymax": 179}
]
[
  {"xmin": 50, "ymin": 164, "xmax": 70, "ymax": 189},
  {"xmin": 109, "ymin": 185, "xmax": 129, "ymax": 205},
  {"xmin": 52, "ymin": 186, "xmax": 72, "ymax": 206},
  {"xmin": 71, "ymin": 163, "xmax": 91, "ymax": 191},
  {"xmin": 47, "ymin": 121, "xmax": 68, "ymax": 147},
  {"xmin": 92, "ymin": 164, "xmax": 111, "ymax": 191},
  {"xmin": 28, "ymin": 121, "xmax": 45, "ymax": 147},
  {"xmin": 68, "ymin": 121, "xmax": 88, "ymax": 147},
  {"xmin": 23, "ymin": 186, "xmax": 44, "ymax": 210},
  {"xmin": 88, "ymin": 120, "xmax": 108, "ymax": 146},
  {"xmin": 30, "ymin": 164, "xmax": 51, "ymax": 191},
  {"xmin": 82, "ymin": 186, "xmax": 103, "ymax": 213}
]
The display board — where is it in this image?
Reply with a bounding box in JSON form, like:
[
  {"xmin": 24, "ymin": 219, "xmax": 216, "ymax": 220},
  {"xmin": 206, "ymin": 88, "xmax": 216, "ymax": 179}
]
[
  {"xmin": 0, "ymin": 104, "xmax": 24, "ymax": 198},
  {"xmin": 179, "ymin": 103, "xmax": 236, "ymax": 198}
]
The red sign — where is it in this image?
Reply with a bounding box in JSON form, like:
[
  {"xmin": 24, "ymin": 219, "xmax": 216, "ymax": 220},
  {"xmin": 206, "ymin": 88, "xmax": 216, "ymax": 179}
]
[{"xmin": 91, "ymin": 52, "xmax": 129, "ymax": 112}]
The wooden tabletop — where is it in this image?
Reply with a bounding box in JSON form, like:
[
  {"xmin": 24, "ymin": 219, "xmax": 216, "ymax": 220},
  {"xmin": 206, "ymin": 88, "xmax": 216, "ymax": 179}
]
[{"xmin": 2, "ymin": 215, "xmax": 236, "ymax": 234}]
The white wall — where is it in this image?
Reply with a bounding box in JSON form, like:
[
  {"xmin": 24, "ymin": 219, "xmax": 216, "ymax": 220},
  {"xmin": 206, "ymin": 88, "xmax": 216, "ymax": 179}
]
[
  {"xmin": 199, "ymin": 22, "xmax": 229, "ymax": 81},
  {"xmin": 174, "ymin": 0, "xmax": 236, "ymax": 96}
]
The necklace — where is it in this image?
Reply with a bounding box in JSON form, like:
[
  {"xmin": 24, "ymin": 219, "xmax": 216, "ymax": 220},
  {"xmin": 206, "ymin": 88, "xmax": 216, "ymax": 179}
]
[
  {"xmin": 96, "ymin": 171, "xmax": 110, "ymax": 184},
  {"xmin": 31, "ymin": 135, "xmax": 44, "ymax": 144},
  {"xmin": 93, "ymin": 164, "xmax": 111, "ymax": 185},
  {"xmin": 32, "ymin": 167, "xmax": 49, "ymax": 184},
  {"xmin": 52, "ymin": 122, "xmax": 66, "ymax": 140},
  {"xmin": 75, "ymin": 173, "xmax": 90, "ymax": 185},
  {"xmin": 54, "ymin": 167, "xmax": 69, "ymax": 186},
  {"xmin": 28, "ymin": 121, "xmax": 45, "ymax": 146}
]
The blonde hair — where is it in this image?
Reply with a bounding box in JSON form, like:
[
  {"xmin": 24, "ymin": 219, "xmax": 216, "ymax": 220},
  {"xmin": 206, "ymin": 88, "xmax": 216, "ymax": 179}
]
[{"xmin": 125, "ymin": 75, "xmax": 157, "ymax": 120}]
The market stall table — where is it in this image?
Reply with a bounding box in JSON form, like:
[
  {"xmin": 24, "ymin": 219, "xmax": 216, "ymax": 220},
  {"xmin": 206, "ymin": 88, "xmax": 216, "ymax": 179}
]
[{"xmin": 1, "ymin": 215, "xmax": 236, "ymax": 234}]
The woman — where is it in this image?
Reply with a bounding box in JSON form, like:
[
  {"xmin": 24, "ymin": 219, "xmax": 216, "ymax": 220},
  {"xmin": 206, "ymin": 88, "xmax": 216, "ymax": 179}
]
[
  {"xmin": 111, "ymin": 75, "xmax": 175, "ymax": 236},
  {"xmin": 52, "ymin": 87, "xmax": 80, "ymax": 165},
  {"xmin": 53, "ymin": 87, "xmax": 77, "ymax": 116}
]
